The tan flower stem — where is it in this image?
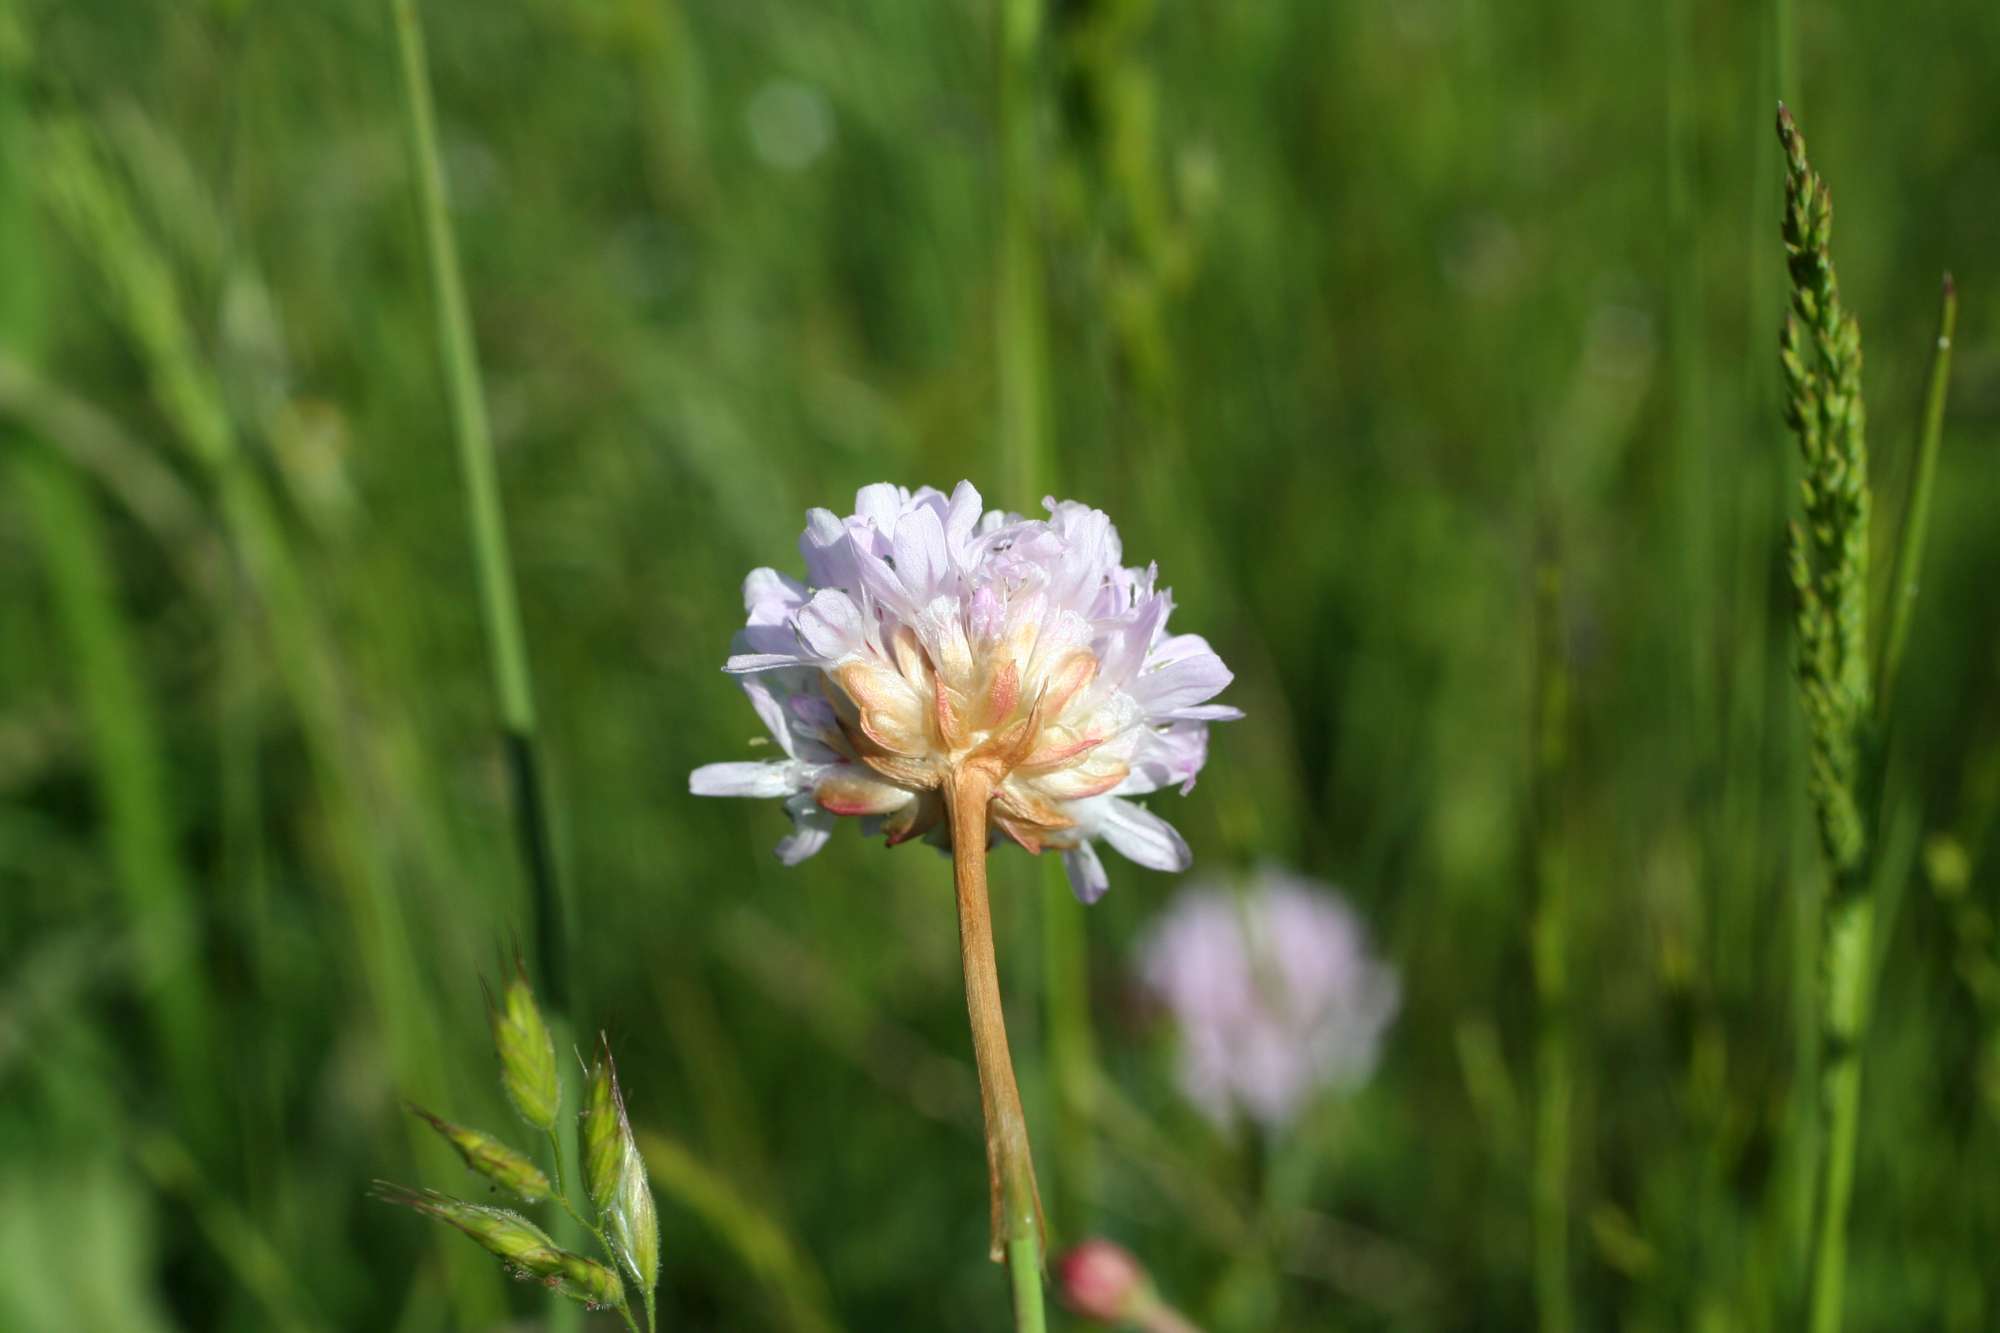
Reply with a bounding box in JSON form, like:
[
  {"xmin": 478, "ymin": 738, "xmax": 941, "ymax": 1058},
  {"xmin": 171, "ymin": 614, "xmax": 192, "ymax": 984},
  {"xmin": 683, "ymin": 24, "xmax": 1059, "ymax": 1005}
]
[{"xmin": 944, "ymin": 766, "xmax": 1048, "ymax": 1331}]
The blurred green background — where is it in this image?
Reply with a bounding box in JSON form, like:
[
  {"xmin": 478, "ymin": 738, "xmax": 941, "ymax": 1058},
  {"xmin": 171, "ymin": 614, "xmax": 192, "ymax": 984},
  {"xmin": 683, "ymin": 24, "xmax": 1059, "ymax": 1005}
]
[{"xmin": 4, "ymin": 0, "xmax": 1999, "ymax": 1329}]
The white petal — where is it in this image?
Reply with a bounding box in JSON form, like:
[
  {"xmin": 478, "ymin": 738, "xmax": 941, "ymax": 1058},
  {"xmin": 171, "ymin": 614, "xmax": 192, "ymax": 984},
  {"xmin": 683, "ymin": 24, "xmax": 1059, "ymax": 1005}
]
[
  {"xmin": 1063, "ymin": 842, "xmax": 1112, "ymax": 904},
  {"xmin": 1169, "ymin": 704, "xmax": 1245, "ymax": 722},
  {"xmin": 725, "ymin": 655, "xmax": 798, "ymax": 673},
  {"xmin": 1097, "ymin": 798, "xmax": 1192, "ymax": 872},
  {"xmin": 690, "ymin": 761, "xmax": 803, "ymax": 799}
]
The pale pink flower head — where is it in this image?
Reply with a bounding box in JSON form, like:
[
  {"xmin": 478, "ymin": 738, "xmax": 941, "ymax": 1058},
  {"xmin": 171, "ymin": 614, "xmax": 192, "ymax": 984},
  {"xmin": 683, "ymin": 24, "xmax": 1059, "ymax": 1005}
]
[
  {"xmin": 1138, "ymin": 869, "xmax": 1399, "ymax": 1129},
  {"xmin": 691, "ymin": 482, "xmax": 1239, "ymax": 901}
]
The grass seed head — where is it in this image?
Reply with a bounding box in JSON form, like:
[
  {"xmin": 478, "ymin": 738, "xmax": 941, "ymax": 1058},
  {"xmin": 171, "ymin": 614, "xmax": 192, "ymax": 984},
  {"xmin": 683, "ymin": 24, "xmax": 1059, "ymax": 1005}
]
[
  {"xmin": 405, "ymin": 1103, "xmax": 552, "ymax": 1203},
  {"xmin": 582, "ymin": 1033, "xmax": 660, "ymax": 1296},
  {"xmin": 371, "ymin": 1182, "xmax": 565, "ymax": 1272},
  {"xmin": 486, "ymin": 956, "xmax": 561, "ymax": 1133},
  {"xmin": 554, "ymin": 1252, "xmax": 629, "ymax": 1311},
  {"xmin": 1775, "ymin": 104, "xmax": 1871, "ymax": 874}
]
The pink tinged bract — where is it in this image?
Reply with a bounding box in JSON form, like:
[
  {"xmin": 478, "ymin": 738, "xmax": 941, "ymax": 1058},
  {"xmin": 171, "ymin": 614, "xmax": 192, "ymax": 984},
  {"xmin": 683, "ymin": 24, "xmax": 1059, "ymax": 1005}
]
[{"xmin": 689, "ymin": 481, "xmax": 1239, "ymax": 898}]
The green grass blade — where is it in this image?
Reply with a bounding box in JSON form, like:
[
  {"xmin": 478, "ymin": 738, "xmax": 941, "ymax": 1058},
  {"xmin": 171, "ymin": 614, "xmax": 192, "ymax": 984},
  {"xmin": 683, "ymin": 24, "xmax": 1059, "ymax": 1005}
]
[
  {"xmin": 1875, "ymin": 274, "xmax": 1958, "ymax": 729},
  {"xmin": 388, "ymin": 0, "xmax": 570, "ymax": 1011}
]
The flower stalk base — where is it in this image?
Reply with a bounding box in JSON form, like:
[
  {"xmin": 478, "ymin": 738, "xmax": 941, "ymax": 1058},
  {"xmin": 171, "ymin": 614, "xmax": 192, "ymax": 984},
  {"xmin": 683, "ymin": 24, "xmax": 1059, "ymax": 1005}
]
[{"xmin": 945, "ymin": 765, "xmax": 1046, "ymax": 1292}]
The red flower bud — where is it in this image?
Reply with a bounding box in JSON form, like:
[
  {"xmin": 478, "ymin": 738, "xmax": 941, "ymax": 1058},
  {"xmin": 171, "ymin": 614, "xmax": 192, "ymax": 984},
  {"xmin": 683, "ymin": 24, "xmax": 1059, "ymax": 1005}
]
[{"xmin": 1057, "ymin": 1239, "xmax": 1148, "ymax": 1323}]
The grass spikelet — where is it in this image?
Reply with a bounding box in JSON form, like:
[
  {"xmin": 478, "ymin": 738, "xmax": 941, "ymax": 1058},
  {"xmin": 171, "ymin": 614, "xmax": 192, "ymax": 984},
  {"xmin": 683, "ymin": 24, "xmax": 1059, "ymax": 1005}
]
[
  {"xmin": 583, "ymin": 1033, "xmax": 660, "ymax": 1322},
  {"xmin": 371, "ymin": 1183, "xmax": 627, "ymax": 1312},
  {"xmin": 1778, "ymin": 102, "xmax": 1870, "ymax": 878},
  {"xmin": 371, "ymin": 1182, "xmax": 566, "ymax": 1273},
  {"xmin": 406, "ymin": 1103, "xmax": 553, "ymax": 1203},
  {"xmin": 487, "ymin": 957, "xmax": 562, "ymax": 1135}
]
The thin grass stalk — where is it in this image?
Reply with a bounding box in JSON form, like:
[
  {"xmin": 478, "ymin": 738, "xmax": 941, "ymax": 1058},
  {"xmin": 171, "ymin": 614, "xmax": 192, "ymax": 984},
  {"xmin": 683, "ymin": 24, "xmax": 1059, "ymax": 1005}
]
[
  {"xmin": 945, "ymin": 767, "xmax": 1047, "ymax": 1333},
  {"xmin": 387, "ymin": 0, "xmax": 568, "ymax": 1011},
  {"xmin": 1875, "ymin": 275, "xmax": 1957, "ymax": 728},
  {"xmin": 386, "ymin": 14, "xmax": 579, "ymax": 1316},
  {"xmin": 997, "ymin": 0, "xmax": 1049, "ymax": 508},
  {"xmin": 1529, "ymin": 548, "xmax": 1572, "ymax": 1333}
]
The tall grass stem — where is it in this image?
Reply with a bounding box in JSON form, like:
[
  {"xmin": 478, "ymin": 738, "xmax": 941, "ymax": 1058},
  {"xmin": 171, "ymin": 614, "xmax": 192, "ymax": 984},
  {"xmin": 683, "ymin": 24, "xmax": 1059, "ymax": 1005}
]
[
  {"xmin": 996, "ymin": 0, "xmax": 1048, "ymax": 507},
  {"xmin": 388, "ymin": 0, "xmax": 569, "ymax": 1010}
]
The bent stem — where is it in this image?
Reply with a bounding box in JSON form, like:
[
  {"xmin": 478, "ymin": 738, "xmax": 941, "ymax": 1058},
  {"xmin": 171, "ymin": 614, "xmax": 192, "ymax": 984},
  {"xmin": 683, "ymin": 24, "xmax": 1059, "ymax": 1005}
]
[{"xmin": 945, "ymin": 766, "xmax": 1047, "ymax": 1333}]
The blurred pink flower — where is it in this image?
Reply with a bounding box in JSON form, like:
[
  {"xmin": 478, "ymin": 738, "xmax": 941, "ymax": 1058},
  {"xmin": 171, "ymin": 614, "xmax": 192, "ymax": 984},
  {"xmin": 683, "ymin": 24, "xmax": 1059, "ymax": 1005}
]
[
  {"xmin": 691, "ymin": 482, "xmax": 1239, "ymax": 901},
  {"xmin": 1057, "ymin": 1238, "xmax": 1148, "ymax": 1322},
  {"xmin": 1139, "ymin": 870, "xmax": 1399, "ymax": 1129}
]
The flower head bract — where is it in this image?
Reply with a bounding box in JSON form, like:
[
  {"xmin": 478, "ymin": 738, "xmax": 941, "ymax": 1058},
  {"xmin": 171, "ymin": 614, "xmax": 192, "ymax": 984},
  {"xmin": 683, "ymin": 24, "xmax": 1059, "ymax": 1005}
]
[{"xmin": 691, "ymin": 481, "xmax": 1240, "ymax": 901}]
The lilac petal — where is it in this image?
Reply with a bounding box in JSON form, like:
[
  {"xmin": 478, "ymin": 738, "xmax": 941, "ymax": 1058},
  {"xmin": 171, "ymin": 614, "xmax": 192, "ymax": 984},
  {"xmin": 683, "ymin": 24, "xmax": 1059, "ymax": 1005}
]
[
  {"xmin": 1130, "ymin": 649, "xmax": 1235, "ymax": 717},
  {"xmin": 776, "ymin": 792, "xmax": 835, "ymax": 864},
  {"xmin": 795, "ymin": 589, "xmax": 867, "ymax": 660},
  {"xmin": 1148, "ymin": 632, "xmax": 1216, "ymax": 666},
  {"xmin": 850, "ymin": 539, "xmax": 913, "ymax": 619},
  {"xmin": 1063, "ymin": 841, "xmax": 1112, "ymax": 904},
  {"xmin": 742, "ymin": 567, "xmax": 807, "ymax": 625},
  {"xmin": 1122, "ymin": 724, "xmax": 1210, "ymax": 796},
  {"xmin": 968, "ymin": 584, "xmax": 1005, "ymax": 644},
  {"xmin": 945, "ymin": 480, "xmax": 983, "ymax": 562},
  {"xmin": 1093, "ymin": 593, "xmax": 1170, "ymax": 690},
  {"xmin": 1098, "ymin": 799, "xmax": 1192, "ymax": 872},
  {"xmin": 724, "ymin": 624, "xmax": 807, "ymax": 674},
  {"xmin": 690, "ymin": 762, "xmax": 801, "ymax": 798},
  {"xmin": 798, "ymin": 508, "xmax": 856, "ymax": 586},
  {"xmin": 892, "ymin": 504, "xmax": 951, "ymax": 602},
  {"xmin": 853, "ymin": 483, "xmax": 906, "ymax": 533},
  {"xmin": 740, "ymin": 676, "xmax": 796, "ymax": 758}
]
